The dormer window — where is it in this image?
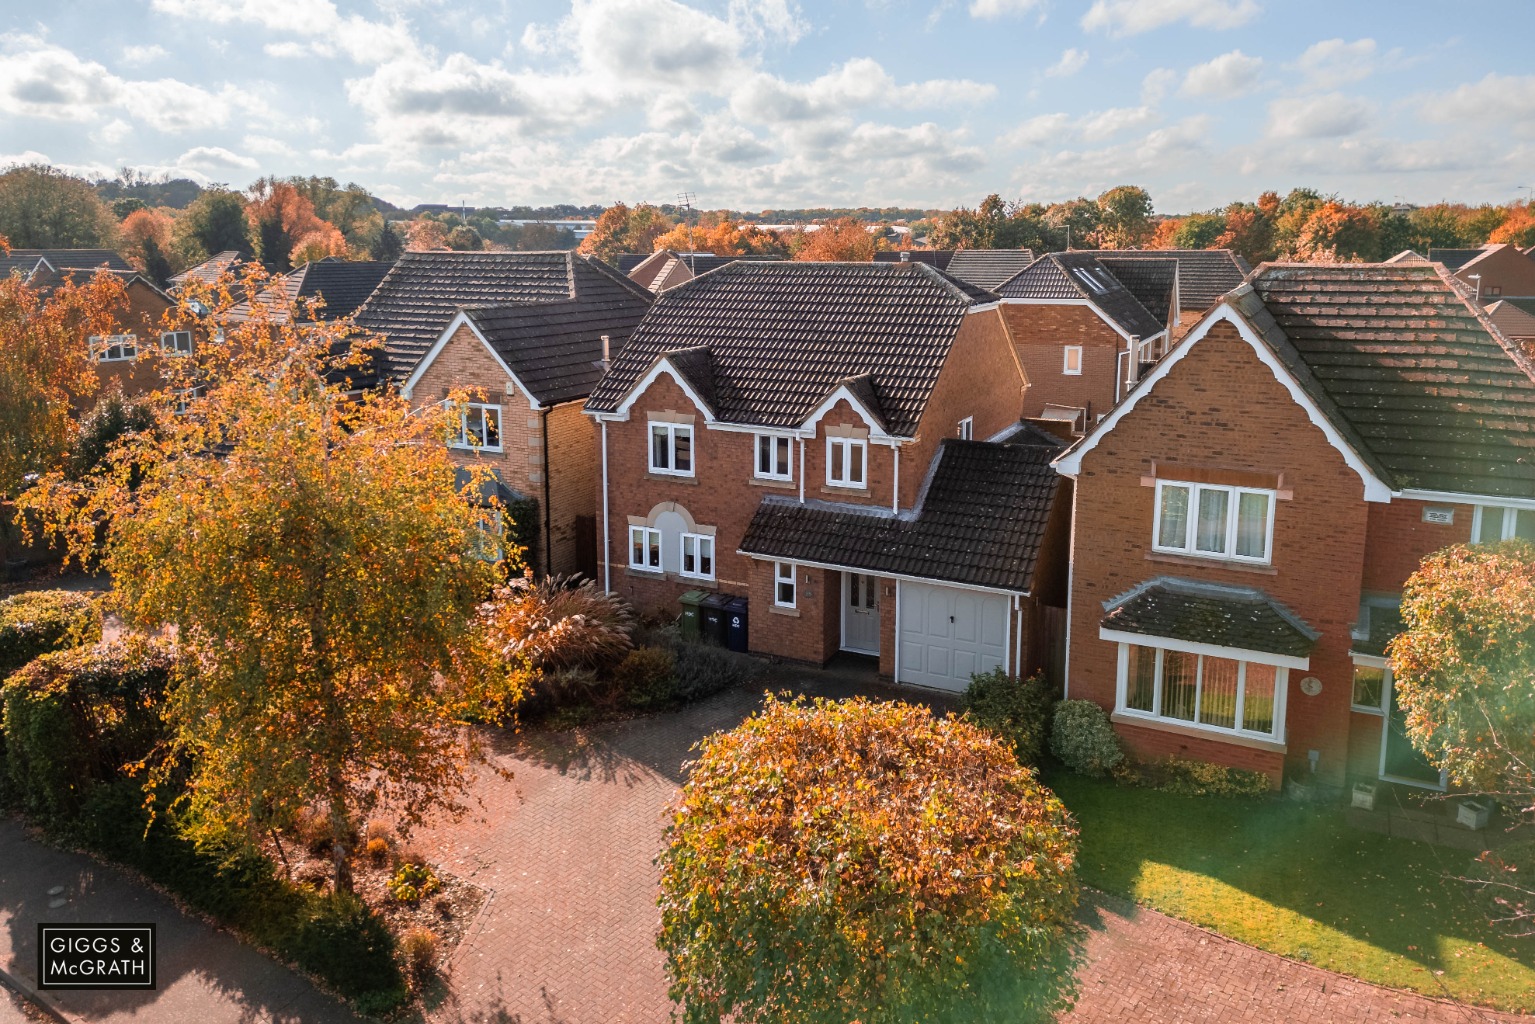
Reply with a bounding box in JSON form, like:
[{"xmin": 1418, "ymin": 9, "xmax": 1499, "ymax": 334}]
[{"xmin": 826, "ymin": 436, "xmax": 867, "ymax": 489}]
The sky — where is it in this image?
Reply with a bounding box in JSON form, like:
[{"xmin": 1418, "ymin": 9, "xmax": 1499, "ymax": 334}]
[{"xmin": 2, "ymin": 0, "xmax": 1532, "ymax": 214}]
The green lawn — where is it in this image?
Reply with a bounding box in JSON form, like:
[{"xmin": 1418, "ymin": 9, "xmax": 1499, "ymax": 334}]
[{"xmin": 1049, "ymin": 771, "xmax": 1535, "ymax": 1013}]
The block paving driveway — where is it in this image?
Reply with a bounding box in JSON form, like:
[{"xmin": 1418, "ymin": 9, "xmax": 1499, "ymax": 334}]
[{"xmin": 415, "ymin": 672, "xmax": 1532, "ymax": 1024}]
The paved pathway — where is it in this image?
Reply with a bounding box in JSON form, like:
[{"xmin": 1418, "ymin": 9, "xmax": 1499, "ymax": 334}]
[
  {"xmin": 0, "ymin": 821, "xmax": 359, "ymax": 1024},
  {"xmin": 414, "ymin": 674, "xmax": 1534, "ymax": 1024}
]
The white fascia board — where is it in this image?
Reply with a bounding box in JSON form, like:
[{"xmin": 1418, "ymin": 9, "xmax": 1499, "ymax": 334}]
[
  {"xmin": 1098, "ymin": 627, "xmax": 1311, "ymax": 670},
  {"xmin": 798, "ymin": 384, "xmax": 898, "ymax": 444},
  {"xmin": 607, "ymin": 356, "xmax": 717, "ymax": 424},
  {"xmin": 1053, "ymin": 303, "xmax": 1393, "ymax": 503},
  {"xmin": 737, "ymin": 550, "xmax": 1025, "ymax": 596},
  {"xmin": 1396, "ymin": 488, "xmax": 1535, "ymax": 510},
  {"xmin": 401, "ymin": 311, "xmax": 542, "ymax": 410},
  {"xmin": 967, "ymin": 301, "xmax": 1000, "ymax": 313}
]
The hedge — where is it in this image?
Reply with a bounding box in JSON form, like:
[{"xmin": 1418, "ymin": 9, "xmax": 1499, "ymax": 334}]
[{"xmin": 0, "ymin": 589, "xmax": 102, "ymax": 680}]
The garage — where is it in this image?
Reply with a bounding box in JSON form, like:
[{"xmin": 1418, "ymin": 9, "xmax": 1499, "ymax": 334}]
[{"xmin": 897, "ymin": 581, "xmax": 1011, "ymax": 691}]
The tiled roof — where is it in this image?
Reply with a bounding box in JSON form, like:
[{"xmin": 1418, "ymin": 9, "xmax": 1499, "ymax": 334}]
[
  {"xmin": 1101, "ymin": 577, "xmax": 1319, "ymax": 658},
  {"xmin": 170, "ymin": 250, "xmax": 254, "ymax": 287},
  {"xmin": 873, "ymin": 250, "xmax": 956, "ymax": 271},
  {"xmin": 944, "ymin": 249, "xmax": 1036, "ymax": 291},
  {"xmin": 0, "ymin": 248, "xmax": 134, "ymax": 278},
  {"xmin": 355, "ymin": 251, "xmax": 654, "ymax": 382},
  {"xmin": 739, "ymin": 434, "xmax": 1065, "ymax": 592},
  {"xmin": 1094, "ymin": 249, "xmax": 1252, "ymax": 309},
  {"xmin": 458, "ymin": 293, "xmax": 651, "ymax": 406},
  {"xmin": 1099, "ymin": 257, "xmax": 1177, "ymax": 325},
  {"xmin": 585, "ymin": 261, "xmax": 992, "ymax": 435},
  {"xmin": 227, "ymin": 259, "xmax": 394, "ymax": 323},
  {"xmin": 627, "ymin": 251, "xmax": 785, "ymax": 291},
  {"xmin": 998, "ymin": 252, "xmax": 1165, "ymax": 339},
  {"xmin": 1427, "ymin": 248, "xmax": 1488, "ymax": 271},
  {"xmin": 1385, "ymin": 249, "xmax": 1429, "ymax": 264},
  {"xmin": 1235, "ymin": 262, "xmax": 1535, "ymax": 498},
  {"xmin": 1487, "ymin": 299, "xmax": 1535, "ymax": 340}
]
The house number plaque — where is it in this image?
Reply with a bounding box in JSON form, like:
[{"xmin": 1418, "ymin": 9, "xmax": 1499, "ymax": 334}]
[{"xmin": 1299, "ymin": 676, "xmax": 1322, "ymax": 696}]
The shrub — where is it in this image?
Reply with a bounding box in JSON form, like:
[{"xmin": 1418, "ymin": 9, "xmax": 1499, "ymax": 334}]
[
  {"xmin": 388, "ymin": 861, "xmax": 441, "ymax": 903},
  {"xmin": 670, "ymin": 641, "xmax": 759, "ymax": 704},
  {"xmin": 615, "ymin": 646, "xmax": 678, "ymax": 708},
  {"xmin": 2, "ymin": 635, "xmax": 172, "ymax": 822},
  {"xmin": 69, "ymin": 391, "xmax": 157, "ymax": 481},
  {"xmin": 0, "ymin": 589, "xmax": 102, "ymax": 679},
  {"xmin": 1133, "ymin": 757, "xmax": 1272, "ymax": 798},
  {"xmin": 365, "ymin": 837, "xmax": 391, "ymax": 863},
  {"xmin": 961, "ymin": 670, "xmax": 1054, "ymax": 767},
  {"xmin": 658, "ymin": 696, "xmax": 1081, "ymax": 1024},
  {"xmin": 292, "ymin": 806, "xmax": 335, "ymax": 856},
  {"xmin": 401, "ymin": 926, "xmax": 439, "ymax": 984},
  {"xmin": 1050, "ymin": 700, "xmax": 1124, "ymax": 778},
  {"xmin": 363, "ymin": 819, "xmax": 392, "ymax": 845},
  {"xmin": 482, "ymin": 574, "xmax": 635, "ymax": 674}
]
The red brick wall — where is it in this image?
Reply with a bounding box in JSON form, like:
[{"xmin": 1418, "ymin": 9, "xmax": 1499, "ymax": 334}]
[
  {"xmin": 1117, "ymin": 721, "xmax": 1286, "ymax": 789},
  {"xmin": 1457, "ymin": 245, "xmax": 1535, "ymax": 299},
  {"xmin": 1000, "ymin": 303, "xmax": 1124, "ymax": 421},
  {"xmin": 544, "ymin": 401, "xmax": 597, "ymax": 577},
  {"xmin": 1361, "ymin": 498, "xmax": 1473, "ymax": 593},
  {"xmin": 91, "ymin": 280, "xmax": 176, "ymax": 400},
  {"xmin": 1067, "ymin": 317, "xmax": 1372, "ymax": 787}
]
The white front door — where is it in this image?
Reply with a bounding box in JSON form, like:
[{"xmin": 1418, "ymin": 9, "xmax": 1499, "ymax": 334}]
[
  {"xmin": 898, "ymin": 581, "xmax": 1010, "ymax": 691},
  {"xmin": 842, "ymin": 572, "xmax": 881, "ymax": 655}
]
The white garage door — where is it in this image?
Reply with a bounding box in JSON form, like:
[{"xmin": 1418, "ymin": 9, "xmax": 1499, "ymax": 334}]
[{"xmin": 898, "ymin": 582, "xmax": 1010, "ymax": 691}]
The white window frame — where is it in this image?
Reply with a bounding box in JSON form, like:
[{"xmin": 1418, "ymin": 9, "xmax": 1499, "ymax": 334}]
[
  {"xmin": 1062, "ymin": 346, "xmax": 1083, "ymax": 375},
  {"xmin": 172, "ymin": 386, "xmax": 199, "ymax": 416},
  {"xmin": 1115, "ymin": 641, "xmax": 1289, "ymax": 743},
  {"xmin": 1472, "ymin": 504, "xmax": 1535, "ymax": 543},
  {"xmin": 753, "ymin": 432, "xmax": 793, "ymax": 481},
  {"xmin": 160, "ymin": 330, "xmax": 193, "ymax": 356},
  {"xmin": 774, "ymin": 561, "xmax": 797, "ymax": 608},
  {"xmin": 1152, "ymin": 479, "xmax": 1276, "ymax": 564},
  {"xmin": 825, "ymin": 436, "xmax": 867, "ymax": 489},
  {"xmin": 451, "ymin": 402, "xmax": 503, "ymax": 452},
  {"xmin": 680, "ymin": 532, "xmax": 715, "ymax": 580},
  {"xmin": 649, "ymin": 422, "xmax": 695, "ymax": 477},
  {"xmin": 1350, "ymin": 658, "xmax": 1389, "ymax": 716},
  {"xmin": 90, "ymin": 334, "xmax": 138, "ymax": 362},
  {"xmin": 957, "ymin": 417, "xmax": 973, "ymax": 440},
  {"xmin": 628, "ymin": 525, "xmax": 662, "ymax": 572}
]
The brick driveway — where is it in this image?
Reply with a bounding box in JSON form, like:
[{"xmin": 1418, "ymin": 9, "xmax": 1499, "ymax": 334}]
[{"xmin": 415, "ymin": 675, "xmax": 1532, "ymax": 1024}]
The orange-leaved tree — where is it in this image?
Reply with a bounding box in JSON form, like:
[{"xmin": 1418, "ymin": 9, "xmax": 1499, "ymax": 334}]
[
  {"xmin": 657, "ymin": 695, "xmax": 1081, "ymax": 1024},
  {"xmin": 649, "ymin": 217, "xmax": 789, "ymax": 257},
  {"xmin": 246, "ymin": 179, "xmax": 329, "ymax": 273},
  {"xmin": 790, "ymin": 217, "xmax": 878, "ymax": 261},
  {"xmin": 21, "ymin": 276, "xmax": 525, "ymax": 891}
]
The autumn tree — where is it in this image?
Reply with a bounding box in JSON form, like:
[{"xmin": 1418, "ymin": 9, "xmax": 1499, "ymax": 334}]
[
  {"xmin": 289, "ymin": 223, "xmax": 350, "ymax": 266},
  {"xmin": 0, "ymin": 165, "xmax": 119, "ymax": 249},
  {"xmin": 657, "ymin": 696, "xmax": 1081, "ymax": 1024},
  {"xmin": 1292, "ymin": 201, "xmax": 1380, "ymax": 261},
  {"xmin": 1390, "ymin": 541, "xmax": 1535, "ymax": 932},
  {"xmin": 119, "ymin": 208, "xmax": 178, "ymax": 285},
  {"xmin": 1164, "ymin": 211, "xmax": 1225, "ymax": 250},
  {"xmin": 246, "ymin": 179, "xmax": 331, "ymax": 272},
  {"xmin": 791, "ymin": 217, "xmax": 877, "ymax": 261},
  {"xmin": 21, "ymin": 285, "xmax": 522, "ymax": 892},
  {"xmin": 171, "ymin": 189, "xmax": 251, "ymax": 265},
  {"xmin": 1042, "ymin": 197, "xmax": 1101, "ymax": 250},
  {"xmin": 1215, "ymin": 200, "xmax": 1276, "ymax": 264},
  {"xmin": 406, "ymin": 217, "xmax": 449, "ymax": 251},
  {"xmin": 649, "ymin": 217, "xmax": 788, "ymax": 257},
  {"xmin": 370, "ymin": 219, "xmax": 406, "ymax": 261},
  {"xmin": 1490, "ymin": 203, "xmax": 1535, "ymax": 248},
  {"xmin": 579, "ymin": 203, "xmax": 674, "ymax": 262},
  {"xmin": 1093, "ymin": 185, "xmax": 1154, "ymax": 249}
]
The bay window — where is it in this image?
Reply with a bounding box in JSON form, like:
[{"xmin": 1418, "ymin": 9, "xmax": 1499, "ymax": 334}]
[
  {"xmin": 755, "ymin": 433, "xmax": 792, "ymax": 481},
  {"xmin": 1154, "ymin": 480, "xmax": 1274, "ymax": 563},
  {"xmin": 826, "ymin": 436, "xmax": 867, "ymax": 488},
  {"xmin": 650, "ymin": 422, "xmax": 694, "ymax": 476},
  {"xmin": 1117, "ymin": 641, "xmax": 1287, "ymax": 741}
]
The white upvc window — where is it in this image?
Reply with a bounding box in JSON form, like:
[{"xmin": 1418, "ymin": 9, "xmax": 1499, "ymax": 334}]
[
  {"xmin": 472, "ymin": 509, "xmax": 504, "ymax": 563},
  {"xmin": 649, "ymin": 422, "xmax": 694, "ymax": 476},
  {"xmin": 629, "ymin": 525, "xmax": 661, "ymax": 571},
  {"xmin": 826, "ymin": 436, "xmax": 867, "ymax": 488},
  {"xmin": 1153, "ymin": 480, "xmax": 1275, "ymax": 563},
  {"xmin": 452, "ymin": 403, "xmax": 502, "ymax": 451},
  {"xmin": 1117, "ymin": 641, "xmax": 1288, "ymax": 742},
  {"xmin": 90, "ymin": 334, "xmax": 137, "ymax": 362},
  {"xmin": 1473, "ymin": 504, "xmax": 1535, "ymax": 543},
  {"xmin": 680, "ymin": 533, "xmax": 715, "ymax": 580},
  {"xmin": 1351, "ymin": 661, "xmax": 1388, "ymax": 715},
  {"xmin": 1063, "ymin": 346, "xmax": 1083, "ymax": 375},
  {"xmin": 957, "ymin": 417, "xmax": 973, "ymax": 440},
  {"xmin": 160, "ymin": 330, "xmax": 193, "ymax": 356},
  {"xmin": 774, "ymin": 562, "xmax": 797, "ymax": 608},
  {"xmin": 754, "ymin": 433, "xmax": 793, "ymax": 481},
  {"xmin": 172, "ymin": 386, "xmax": 200, "ymax": 415}
]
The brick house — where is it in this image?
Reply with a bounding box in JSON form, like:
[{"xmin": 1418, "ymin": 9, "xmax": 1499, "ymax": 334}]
[
  {"xmin": 1054, "ymin": 261, "xmax": 1535, "ymax": 792},
  {"xmin": 225, "ymin": 258, "xmax": 393, "ymax": 324},
  {"xmin": 1430, "ymin": 244, "xmax": 1535, "ymax": 302},
  {"xmin": 1, "ymin": 248, "xmax": 179, "ymax": 400},
  {"xmin": 1086, "ymin": 249, "xmax": 1250, "ymax": 338},
  {"xmin": 360, "ymin": 251, "xmax": 653, "ymax": 577},
  {"xmin": 994, "ymin": 252, "xmax": 1171, "ymax": 430},
  {"xmin": 585, "ymin": 261, "xmax": 1071, "ymax": 689}
]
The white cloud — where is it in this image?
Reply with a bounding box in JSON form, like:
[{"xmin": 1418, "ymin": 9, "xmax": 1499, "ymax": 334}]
[
  {"xmin": 968, "ymin": 0, "xmax": 1044, "ymax": 18},
  {"xmin": 1079, "ymin": 105, "xmax": 1155, "ymax": 141},
  {"xmin": 1418, "ymin": 73, "xmax": 1535, "ymax": 133},
  {"xmin": 149, "ymin": 0, "xmax": 415, "ymax": 64},
  {"xmin": 1044, "ymin": 48, "xmax": 1088, "ymax": 78},
  {"xmin": 1002, "ymin": 112, "xmax": 1070, "ymax": 147},
  {"xmin": 1266, "ymin": 92, "xmax": 1374, "ymax": 139},
  {"xmin": 1082, "ymin": 0, "xmax": 1259, "ymax": 36},
  {"xmin": 177, "ymin": 146, "xmax": 259, "ymax": 174},
  {"xmin": 264, "ymin": 41, "xmax": 313, "ymax": 59},
  {"xmin": 1140, "ymin": 67, "xmax": 1177, "ymax": 105},
  {"xmin": 731, "ymin": 58, "xmax": 994, "ymax": 123},
  {"xmin": 1181, "ymin": 50, "xmax": 1262, "ymax": 98},
  {"xmin": 1002, "ymin": 106, "xmax": 1154, "ymax": 147},
  {"xmin": 120, "ymin": 44, "xmax": 168, "ymax": 67},
  {"xmin": 727, "ymin": 0, "xmax": 810, "ymax": 45},
  {"xmin": 1293, "ymin": 38, "xmax": 1377, "ymax": 89}
]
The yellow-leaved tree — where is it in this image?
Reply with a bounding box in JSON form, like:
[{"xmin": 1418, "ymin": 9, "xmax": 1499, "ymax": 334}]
[{"xmin": 21, "ymin": 271, "xmax": 524, "ymax": 891}]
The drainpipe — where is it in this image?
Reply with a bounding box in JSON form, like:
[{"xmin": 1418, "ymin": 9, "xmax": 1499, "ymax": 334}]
[
  {"xmin": 541, "ymin": 407, "xmax": 553, "ymax": 577},
  {"xmin": 798, "ymin": 437, "xmax": 805, "ymax": 503},
  {"xmin": 601, "ymin": 419, "xmax": 611, "ymax": 593},
  {"xmin": 893, "ymin": 579, "xmax": 902, "ymax": 683},
  {"xmin": 1013, "ymin": 593, "xmax": 1023, "ymax": 677},
  {"xmin": 892, "ymin": 444, "xmax": 900, "ymax": 514}
]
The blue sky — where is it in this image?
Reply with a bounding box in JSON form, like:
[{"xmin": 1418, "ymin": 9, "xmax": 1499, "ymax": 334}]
[{"xmin": 2, "ymin": 0, "xmax": 1531, "ymax": 212}]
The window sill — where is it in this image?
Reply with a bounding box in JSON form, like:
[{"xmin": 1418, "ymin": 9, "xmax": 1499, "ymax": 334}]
[
  {"xmin": 769, "ymin": 604, "xmax": 801, "ymax": 617},
  {"xmin": 624, "ymin": 566, "xmax": 666, "ymax": 580},
  {"xmin": 1350, "ymin": 706, "xmax": 1385, "ymax": 717},
  {"xmin": 451, "ymin": 447, "xmax": 505, "ymax": 455},
  {"xmin": 1112, "ymin": 711, "xmax": 1287, "ymax": 753},
  {"xmin": 750, "ymin": 477, "xmax": 796, "ymax": 489},
  {"xmin": 646, "ymin": 472, "xmax": 698, "ymax": 485},
  {"xmin": 821, "ymin": 484, "xmax": 871, "ymax": 498},
  {"xmin": 1144, "ymin": 551, "xmax": 1277, "ymax": 575}
]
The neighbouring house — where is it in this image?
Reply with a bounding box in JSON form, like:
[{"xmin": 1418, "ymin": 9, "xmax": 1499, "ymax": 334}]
[
  {"xmin": 169, "ymin": 250, "xmax": 257, "ymax": 291},
  {"xmin": 994, "ymin": 251, "xmax": 1170, "ymax": 431},
  {"xmin": 942, "ymin": 249, "xmax": 1036, "ymax": 292},
  {"xmin": 1429, "ymin": 244, "xmax": 1535, "ymax": 301},
  {"xmin": 359, "ymin": 251, "xmax": 654, "ymax": 577},
  {"xmin": 585, "ymin": 261, "xmax": 1069, "ymax": 689},
  {"xmin": 224, "ymin": 258, "xmax": 394, "ymax": 324},
  {"xmin": 1053, "ymin": 261, "xmax": 1535, "ymax": 793},
  {"xmin": 1091, "ymin": 249, "xmax": 1250, "ymax": 338},
  {"xmin": 873, "ymin": 250, "xmax": 956, "ymax": 271},
  {"xmin": 1486, "ymin": 297, "xmax": 1535, "ymax": 353},
  {"xmin": 2, "ymin": 248, "xmax": 179, "ymax": 400},
  {"xmin": 624, "ymin": 251, "xmax": 784, "ymax": 293}
]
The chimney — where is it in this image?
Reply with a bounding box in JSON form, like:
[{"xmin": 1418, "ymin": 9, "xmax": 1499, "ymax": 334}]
[{"xmin": 600, "ymin": 334, "xmax": 611, "ymax": 370}]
